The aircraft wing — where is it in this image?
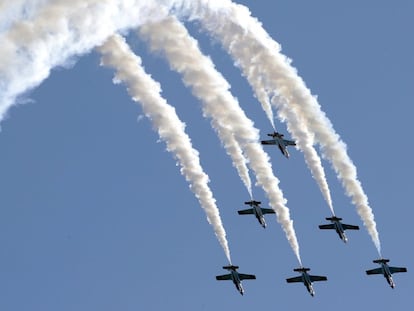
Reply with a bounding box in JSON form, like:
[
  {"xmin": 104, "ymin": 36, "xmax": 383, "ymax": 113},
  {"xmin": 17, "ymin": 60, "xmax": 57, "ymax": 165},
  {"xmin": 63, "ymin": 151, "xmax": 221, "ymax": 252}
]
[
  {"xmin": 366, "ymin": 268, "xmax": 383, "ymax": 275},
  {"xmin": 389, "ymin": 267, "xmax": 408, "ymax": 274},
  {"xmin": 286, "ymin": 276, "xmax": 303, "ymax": 283},
  {"xmin": 309, "ymin": 275, "xmax": 327, "ymax": 282},
  {"xmin": 342, "ymin": 224, "xmax": 359, "ymax": 230},
  {"xmin": 318, "ymin": 224, "xmax": 335, "ymax": 230},
  {"xmin": 239, "ymin": 273, "xmax": 256, "ymax": 280},
  {"xmin": 260, "ymin": 208, "xmax": 275, "ymax": 215},
  {"xmin": 238, "ymin": 209, "xmax": 254, "ymax": 215},
  {"xmin": 283, "ymin": 139, "xmax": 296, "ymax": 146},
  {"xmin": 261, "ymin": 140, "xmax": 276, "ymax": 145},
  {"xmin": 216, "ymin": 274, "xmax": 232, "ymax": 281}
]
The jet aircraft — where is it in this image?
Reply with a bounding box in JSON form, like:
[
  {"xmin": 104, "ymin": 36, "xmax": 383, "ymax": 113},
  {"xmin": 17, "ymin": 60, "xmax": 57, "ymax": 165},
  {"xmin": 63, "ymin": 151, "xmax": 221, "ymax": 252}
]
[
  {"xmin": 261, "ymin": 131, "xmax": 296, "ymax": 158},
  {"xmin": 318, "ymin": 215, "xmax": 359, "ymax": 243},
  {"xmin": 237, "ymin": 200, "xmax": 275, "ymax": 228},
  {"xmin": 286, "ymin": 267, "xmax": 327, "ymax": 296},
  {"xmin": 216, "ymin": 265, "xmax": 256, "ymax": 295},
  {"xmin": 366, "ymin": 258, "xmax": 407, "ymax": 288}
]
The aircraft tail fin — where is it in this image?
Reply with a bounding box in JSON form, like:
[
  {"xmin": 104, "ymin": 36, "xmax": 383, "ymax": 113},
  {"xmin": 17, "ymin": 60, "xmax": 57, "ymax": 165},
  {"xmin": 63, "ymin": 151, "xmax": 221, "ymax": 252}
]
[
  {"xmin": 294, "ymin": 267, "xmax": 310, "ymax": 272},
  {"xmin": 244, "ymin": 200, "xmax": 261, "ymax": 205},
  {"xmin": 223, "ymin": 265, "xmax": 239, "ymax": 270},
  {"xmin": 373, "ymin": 259, "xmax": 390, "ymax": 264},
  {"xmin": 325, "ymin": 216, "xmax": 342, "ymax": 221}
]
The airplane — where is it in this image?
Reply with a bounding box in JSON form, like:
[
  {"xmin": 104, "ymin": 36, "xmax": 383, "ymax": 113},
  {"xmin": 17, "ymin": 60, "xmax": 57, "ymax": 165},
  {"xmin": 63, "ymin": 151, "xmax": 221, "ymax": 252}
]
[
  {"xmin": 261, "ymin": 131, "xmax": 296, "ymax": 158},
  {"xmin": 216, "ymin": 265, "xmax": 256, "ymax": 295},
  {"xmin": 286, "ymin": 267, "xmax": 327, "ymax": 296},
  {"xmin": 237, "ymin": 200, "xmax": 275, "ymax": 228},
  {"xmin": 366, "ymin": 258, "xmax": 407, "ymax": 288},
  {"xmin": 318, "ymin": 215, "xmax": 359, "ymax": 243}
]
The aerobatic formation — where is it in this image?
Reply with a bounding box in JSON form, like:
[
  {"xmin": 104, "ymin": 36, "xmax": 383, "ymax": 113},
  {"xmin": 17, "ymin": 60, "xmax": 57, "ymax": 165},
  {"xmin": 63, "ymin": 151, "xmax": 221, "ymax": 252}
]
[{"xmin": 0, "ymin": 0, "xmax": 407, "ymax": 297}]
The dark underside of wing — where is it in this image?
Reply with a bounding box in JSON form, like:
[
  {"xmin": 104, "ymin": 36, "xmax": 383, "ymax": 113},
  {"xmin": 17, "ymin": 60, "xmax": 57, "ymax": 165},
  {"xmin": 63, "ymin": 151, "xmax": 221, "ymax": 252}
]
[
  {"xmin": 309, "ymin": 275, "xmax": 328, "ymax": 282},
  {"xmin": 286, "ymin": 276, "xmax": 302, "ymax": 283},
  {"xmin": 283, "ymin": 140, "xmax": 296, "ymax": 146},
  {"xmin": 319, "ymin": 224, "xmax": 335, "ymax": 230},
  {"xmin": 342, "ymin": 224, "xmax": 360, "ymax": 230},
  {"xmin": 366, "ymin": 268, "xmax": 383, "ymax": 275},
  {"xmin": 239, "ymin": 274, "xmax": 256, "ymax": 280},
  {"xmin": 238, "ymin": 208, "xmax": 254, "ymax": 215},
  {"xmin": 389, "ymin": 267, "xmax": 408, "ymax": 274},
  {"xmin": 216, "ymin": 274, "xmax": 232, "ymax": 281}
]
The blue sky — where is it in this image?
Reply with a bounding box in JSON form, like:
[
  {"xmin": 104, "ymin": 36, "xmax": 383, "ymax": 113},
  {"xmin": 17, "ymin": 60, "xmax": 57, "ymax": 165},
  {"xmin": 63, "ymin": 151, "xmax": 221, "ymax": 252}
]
[{"xmin": 0, "ymin": 1, "xmax": 412, "ymax": 310}]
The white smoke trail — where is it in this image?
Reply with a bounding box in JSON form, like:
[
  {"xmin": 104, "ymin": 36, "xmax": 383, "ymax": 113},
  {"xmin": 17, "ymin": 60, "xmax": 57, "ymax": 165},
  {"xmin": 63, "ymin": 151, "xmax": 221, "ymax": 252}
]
[
  {"xmin": 99, "ymin": 33, "xmax": 232, "ymax": 263},
  {"xmin": 227, "ymin": 135, "xmax": 254, "ymax": 199},
  {"xmin": 0, "ymin": 0, "xmax": 48, "ymax": 31},
  {"xmin": 145, "ymin": 11, "xmax": 253, "ymax": 199},
  {"xmin": 0, "ymin": 2, "xmax": 253, "ymax": 201},
  {"xmin": 0, "ymin": 0, "xmax": 378, "ymax": 257},
  {"xmin": 194, "ymin": 1, "xmax": 381, "ymax": 255},
  {"xmin": 204, "ymin": 116, "xmax": 254, "ymax": 199},
  {"xmin": 243, "ymin": 53, "xmax": 275, "ymax": 130},
  {"xmin": 203, "ymin": 9, "xmax": 335, "ymax": 214},
  {"xmin": 139, "ymin": 16, "xmax": 302, "ymax": 265},
  {"xmin": 180, "ymin": 2, "xmax": 335, "ymax": 216},
  {"xmin": 275, "ymin": 96, "xmax": 335, "ymax": 215},
  {"xmin": 0, "ymin": 0, "xmax": 171, "ymax": 121}
]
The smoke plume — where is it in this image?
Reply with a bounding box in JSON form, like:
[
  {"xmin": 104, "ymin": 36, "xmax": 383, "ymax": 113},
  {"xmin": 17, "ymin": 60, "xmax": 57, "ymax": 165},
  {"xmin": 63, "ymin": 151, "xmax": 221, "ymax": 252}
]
[{"xmin": 99, "ymin": 33, "xmax": 232, "ymax": 263}]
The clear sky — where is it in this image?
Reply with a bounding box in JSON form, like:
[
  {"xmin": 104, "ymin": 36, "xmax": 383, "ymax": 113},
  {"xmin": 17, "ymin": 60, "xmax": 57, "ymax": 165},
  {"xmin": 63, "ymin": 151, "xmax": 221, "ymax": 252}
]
[{"xmin": 0, "ymin": 1, "xmax": 412, "ymax": 310}]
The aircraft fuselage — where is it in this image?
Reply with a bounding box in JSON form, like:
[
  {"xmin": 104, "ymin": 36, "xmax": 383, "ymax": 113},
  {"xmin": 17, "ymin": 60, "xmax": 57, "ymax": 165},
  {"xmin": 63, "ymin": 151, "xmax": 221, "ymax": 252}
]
[
  {"xmin": 230, "ymin": 270, "xmax": 244, "ymax": 295},
  {"xmin": 381, "ymin": 263, "xmax": 395, "ymax": 288},
  {"xmin": 243, "ymin": 201, "xmax": 267, "ymax": 228},
  {"xmin": 332, "ymin": 220, "xmax": 348, "ymax": 243},
  {"xmin": 366, "ymin": 259, "xmax": 407, "ymax": 288},
  {"xmin": 319, "ymin": 216, "xmax": 359, "ymax": 243},
  {"xmin": 252, "ymin": 204, "xmax": 266, "ymax": 228},
  {"xmin": 287, "ymin": 267, "xmax": 327, "ymax": 297},
  {"xmin": 302, "ymin": 272, "xmax": 315, "ymax": 296},
  {"xmin": 216, "ymin": 265, "xmax": 256, "ymax": 295},
  {"xmin": 269, "ymin": 135, "xmax": 290, "ymax": 158},
  {"xmin": 261, "ymin": 132, "xmax": 295, "ymax": 158}
]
